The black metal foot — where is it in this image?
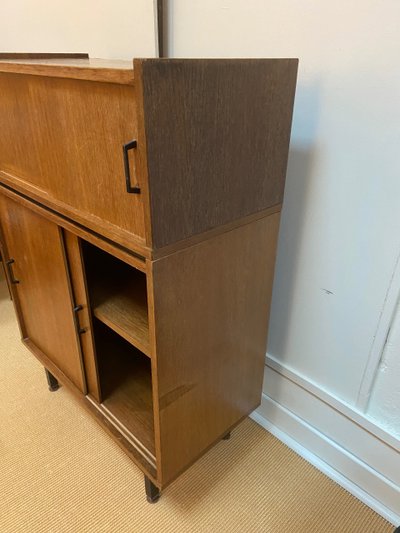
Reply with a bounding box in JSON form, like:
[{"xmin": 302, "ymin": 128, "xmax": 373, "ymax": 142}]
[
  {"xmin": 222, "ymin": 431, "xmax": 231, "ymax": 440},
  {"xmin": 45, "ymin": 369, "xmax": 59, "ymax": 392},
  {"xmin": 145, "ymin": 476, "xmax": 160, "ymax": 503}
]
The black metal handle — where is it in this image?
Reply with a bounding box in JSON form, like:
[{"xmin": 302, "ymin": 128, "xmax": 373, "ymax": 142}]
[
  {"xmin": 73, "ymin": 305, "xmax": 87, "ymax": 334},
  {"xmin": 123, "ymin": 140, "xmax": 140, "ymax": 194},
  {"xmin": 6, "ymin": 259, "xmax": 19, "ymax": 284}
]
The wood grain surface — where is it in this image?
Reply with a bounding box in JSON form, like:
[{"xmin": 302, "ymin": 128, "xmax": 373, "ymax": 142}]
[
  {"xmin": 82, "ymin": 240, "xmax": 150, "ymax": 355},
  {"xmin": 139, "ymin": 58, "xmax": 297, "ymax": 248},
  {"xmin": 92, "ymin": 275, "xmax": 150, "ymax": 357},
  {"xmin": 0, "ymin": 182, "xmax": 150, "ymax": 265},
  {"xmin": 94, "ymin": 322, "xmax": 155, "ymax": 456},
  {"xmin": 151, "ymin": 212, "xmax": 281, "ymax": 484},
  {"xmin": 0, "ymin": 73, "xmax": 146, "ymax": 243},
  {"xmin": 63, "ymin": 231, "xmax": 101, "ymax": 401},
  {"xmin": 0, "ymin": 194, "xmax": 86, "ymax": 392},
  {"xmin": 0, "ymin": 58, "xmax": 298, "ymax": 493},
  {"xmin": 0, "ymin": 57, "xmax": 134, "ymax": 84}
]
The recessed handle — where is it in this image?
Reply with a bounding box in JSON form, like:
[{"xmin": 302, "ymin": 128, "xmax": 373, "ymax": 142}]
[
  {"xmin": 123, "ymin": 140, "xmax": 140, "ymax": 194},
  {"xmin": 6, "ymin": 258, "xmax": 19, "ymax": 284}
]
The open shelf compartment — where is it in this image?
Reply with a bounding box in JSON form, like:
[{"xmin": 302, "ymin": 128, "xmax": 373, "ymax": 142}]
[
  {"xmin": 81, "ymin": 241, "xmax": 150, "ymax": 356},
  {"xmin": 81, "ymin": 241, "xmax": 156, "ymax": 468},
  {"xmin": 92, "ymin": 321, "xmax": 155, "ymax": 464}
]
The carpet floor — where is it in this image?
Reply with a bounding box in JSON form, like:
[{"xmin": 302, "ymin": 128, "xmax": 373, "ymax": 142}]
[{"xmin": 0, "ymin": 270, "xmax": 394, "ymax": 533}]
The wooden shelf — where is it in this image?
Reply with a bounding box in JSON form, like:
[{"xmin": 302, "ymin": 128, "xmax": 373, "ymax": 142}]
[
  {"xmin": 90, "ymin": 271, "xmax": 150, "ymax": 358},
  {"xmin": 95, "ymin": 322, "xmax": 155, "ymax": 459}
]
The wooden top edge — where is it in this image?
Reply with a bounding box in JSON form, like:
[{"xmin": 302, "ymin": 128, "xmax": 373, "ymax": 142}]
[
  {"xmin": 0, "ymin": 53, "xmax": 89, "ymax": 59},
  {"xmin": 0, "ymin": 57, "xmax": 135, "ymax": 85},
  {"xmin": 137, "ymin": 57, "xmax": 299, "ymax": 64},
  {"xmin": 0, "ymin": 57, "xmax": 299, "ymax": 84}
]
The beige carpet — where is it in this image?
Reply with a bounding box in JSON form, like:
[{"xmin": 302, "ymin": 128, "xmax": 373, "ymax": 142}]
[{"xmin": 0, "ymin": 270, "xmax": 394, "ymax": 533}]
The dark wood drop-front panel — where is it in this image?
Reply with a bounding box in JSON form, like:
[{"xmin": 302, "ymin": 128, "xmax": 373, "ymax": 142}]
[
  {"xmin": 0, "ymin": 194, "xmax": 85, "ymax": 392},
  {"xmin": 138, "ymin": 58, "xmax": 298, "ymax": 249}
]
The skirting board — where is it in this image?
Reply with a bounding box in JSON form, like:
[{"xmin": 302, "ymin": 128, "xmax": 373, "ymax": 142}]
[{"xmin": 250, "ymin": 358, "xmax": 400, "ymax": 526}]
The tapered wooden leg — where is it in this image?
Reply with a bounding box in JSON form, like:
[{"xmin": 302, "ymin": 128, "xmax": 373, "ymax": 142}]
[
  {"xmin": 222, "ymin": 431, "xmax": 231, "ymax": 440},
  {"xmin": 145, "ymin": 476, "xmax": 160, "ymax": 503},
  {"xmin": 45, "ymin": 369, "xmax": 59, "ymax": 392}
]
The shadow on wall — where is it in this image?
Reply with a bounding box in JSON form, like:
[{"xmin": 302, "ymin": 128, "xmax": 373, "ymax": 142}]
[{"xmin": 267, "ymin": 80, "xmax": 321, "ymax": 361}]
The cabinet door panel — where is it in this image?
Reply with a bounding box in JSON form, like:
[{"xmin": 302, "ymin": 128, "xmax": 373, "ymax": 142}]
[
  {"xmin": 0, "ymin": 74, "xmax": 146, "ymax": 247},
  {"xmin": 63, "ymin": 231, "xmax": 101, "ymax": 401},
  {"xmin": 0, "ymin": 195, "xmax": 85, "ymax": 392}
]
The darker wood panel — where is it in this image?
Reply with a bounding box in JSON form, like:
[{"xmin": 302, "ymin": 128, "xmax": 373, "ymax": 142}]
[
  {"xmin": 0, "ymin": 73, "xmax": 145, "ymax": 242},
  {"xmin": 150, "ymin": 203, "xmax": 282, "ymax": 260},
  {"xmin": 157, "ymin": 1, "xmax": 165, "ymax": 58},
  {"xmin": 139, "ymin": 58, "xmax": 297, "ymax": 248},
  {"xmin": 151, "ymin": 213, "xmax": 281, "ymax": 484},
  {"xmin": 0, "ymin": 53, "xmax": 89, "ymax": 59},
  {"xmin": 0, "ymin": 195, "xmax": 86, "ymax": 392}
]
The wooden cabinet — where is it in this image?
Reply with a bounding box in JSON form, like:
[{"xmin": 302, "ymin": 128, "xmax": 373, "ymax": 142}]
[{"xmin": 0, "ymin": 55, "xmax": 298, "ymax": 502}]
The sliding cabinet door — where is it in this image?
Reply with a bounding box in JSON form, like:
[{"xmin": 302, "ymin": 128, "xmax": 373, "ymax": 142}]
[{"xmin": 0, "ymin": 194, "xmax": 85, "ymax": 392}]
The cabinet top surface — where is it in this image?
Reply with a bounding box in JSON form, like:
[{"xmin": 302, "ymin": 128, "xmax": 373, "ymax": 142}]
[
  {"xmin": 0, "ymin": 57, "xmax": 135, "ymax": 84},
  {"xmin": 0, "ymin": 57, "xmax": 299, "ymax": 86}
]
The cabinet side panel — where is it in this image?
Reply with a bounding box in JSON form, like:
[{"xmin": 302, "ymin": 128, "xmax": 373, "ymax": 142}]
[
  {"xmin": 140, "ymin": 58, "xmax": 297, "ymax": 248},
  {"xmin": 152, "ymin": 213, "xmax": 281, "ymax": 485}
]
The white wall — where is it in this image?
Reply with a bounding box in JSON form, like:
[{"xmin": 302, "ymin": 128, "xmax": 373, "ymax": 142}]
[
  {"xmin": 168, "ymin": 0, "xmax": 400, "ymax": 406},
  {"xmin": 368, "ymin": 297, "xmax": 400, "ymax": 438},
  {"xmin": 0, "ymin": 0, "xmax": 157, "ymax": 59},
  {"xmin": 168, "ymin": 0, "xmax": 400, "ymax": 522}
]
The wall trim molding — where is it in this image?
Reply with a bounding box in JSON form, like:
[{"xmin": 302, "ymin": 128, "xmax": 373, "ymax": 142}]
[
  {"xmin": 250, "ymin": 405, "xmax": 399, "ymax": 526},
  {"xmin": 250, "ymin": 357, "xmax": 400, "ymax": 526},
  {"xmin": 356, "ymin": 246, "xmax": 400, "ymax": 410},
  {"xmin": 266, "ymin": 354, "xmax": 400, "ymax": 452}
]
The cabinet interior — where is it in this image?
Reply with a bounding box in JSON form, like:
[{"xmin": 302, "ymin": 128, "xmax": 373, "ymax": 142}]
[
  {"xmin": 81, "ymin": 241, "xmax": 150, "ymax": 356},
  {"xmin": 81, "ymin": 241, "xmax": 155, "ymax": 466}
]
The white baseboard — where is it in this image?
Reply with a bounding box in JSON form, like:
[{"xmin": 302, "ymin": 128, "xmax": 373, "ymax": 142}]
[{"xmin": 250, "ymin": 357, "xmax": 400, "ymax": 526}]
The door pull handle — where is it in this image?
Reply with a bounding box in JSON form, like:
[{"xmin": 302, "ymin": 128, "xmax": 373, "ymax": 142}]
[
  {"xmin": 123, "ymin": 140, "xmax": 140, "ymax": 194},
  {"xmin": 6, "ymin": 259, "xmax": 19, "ymax": 284}
]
